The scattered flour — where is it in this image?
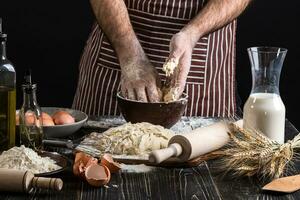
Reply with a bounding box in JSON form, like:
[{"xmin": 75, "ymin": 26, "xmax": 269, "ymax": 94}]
[
  {"xmin": 0, "ymin": 145, "xmax": 61, "ymax": 174},
  {"xmin": 120, "ymin": 164, "xmax": 155, "ymax": 173}
]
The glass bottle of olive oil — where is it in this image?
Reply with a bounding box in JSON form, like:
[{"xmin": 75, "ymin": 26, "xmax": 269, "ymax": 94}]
[{"xmin": 0, "ymin": 18, "xmax": 16, "ymax": 151}]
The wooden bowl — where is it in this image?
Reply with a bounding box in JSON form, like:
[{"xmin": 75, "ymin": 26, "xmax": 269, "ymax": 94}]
[{"xmin": 116, "ymin": 92, "xmax": 188, "ymax": 128}]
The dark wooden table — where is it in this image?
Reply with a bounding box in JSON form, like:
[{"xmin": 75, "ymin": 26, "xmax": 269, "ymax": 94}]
[{"xmin": 1, "ymin": 117, "xmax": 299, "ymax": 200}]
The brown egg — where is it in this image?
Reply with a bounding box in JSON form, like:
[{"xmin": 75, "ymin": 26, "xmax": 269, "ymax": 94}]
[
  {"xmin": 52, "ymin": 110, "xmax": 75, "ymax": 125},
  {"xmin": 43, "ymin": 119, "xmax": 55, "ymax": 126},
  {"xmin": 41, "ymin": 112, "xmax": 52, "ymax": 121},
  {"xmin": 101, "ymin": 153, "xmax": 121, "ymax": 173},
  {"xmin": 16, "ymin": 112, "xmax": 36, "ymax": 125},
  {"xmin": 40, "ymin": 112, "xmax": 55, "ymax": 126},
  {"xmin": 25, "ymin": 112, "xmax": 35, "ymax": 125},
  {"xmin": 16, "ymin": 113, "xmax": 20, "ymax": 125},
  {"xmin": 85, "ymin": 164, "xmax": 111, "ymax": 187}
]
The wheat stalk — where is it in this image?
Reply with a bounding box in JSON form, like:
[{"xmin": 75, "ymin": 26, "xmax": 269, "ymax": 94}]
[{"xmin": 218, "ymin": 123, "xmax": 300, "ymax": 180}]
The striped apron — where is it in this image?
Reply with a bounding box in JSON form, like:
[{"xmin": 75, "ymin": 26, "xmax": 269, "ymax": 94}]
[{"xmin": 72, "ymin": 0, "xmax": 237, "ymax": 117}]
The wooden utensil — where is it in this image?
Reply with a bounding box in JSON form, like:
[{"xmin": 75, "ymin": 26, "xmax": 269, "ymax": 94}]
[
  {"xmin": 149, "ymin": 120, "xmax": 243, "ymax": 163},
  {"xmin": 112, "ymin": 150, "xmax": 222, "ymax": 167},
  {"xmin": 263, "ymin": 175, "xmax": 300, "ymax": 193},
  {"xmin": 0, "ymin": 169, "xmax": 63, "ymax": 193}
]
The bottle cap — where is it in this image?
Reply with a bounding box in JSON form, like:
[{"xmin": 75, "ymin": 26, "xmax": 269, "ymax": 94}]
[
  {"xmin": 0, "ymin": 18, "xmax": 2, "ymax": 33},
  {"xmin": 0, "ymin": 18, "xmax": 7, "ymax": 39},
  {"xmin": 24, "ymin": 69, "xmax": 32, "ymax": 85},
  {"xmin": 22, "ymin": 69, "xmax": 37, "ymax": 92}
]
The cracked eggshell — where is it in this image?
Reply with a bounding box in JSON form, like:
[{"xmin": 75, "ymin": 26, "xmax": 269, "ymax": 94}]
[
  {"xmin": 73, "ymin": 152, "xmax": 98, "ymax": 177},
  {"xmin": 85, "ymin": 164, "xmax": 111, "ymax": 187},
  {"xmin": 101, "ymin": 153, "xmax": 121, "ymax": 173}
]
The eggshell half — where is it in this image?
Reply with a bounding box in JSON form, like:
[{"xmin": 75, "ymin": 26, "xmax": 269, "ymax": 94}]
[
  {"xmin": 73, "ymin": 152, "xmax": 98, "ymax": 178},
  {"xmin": 101, "ymin": 153, "xmax": 121, "ymax": 173},
  {"xmin": 85, "ymin": 164, "xmax": 111, "ymax": 187}
]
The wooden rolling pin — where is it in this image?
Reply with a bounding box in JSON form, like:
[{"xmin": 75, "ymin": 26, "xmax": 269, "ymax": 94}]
[
  {"xmin": 0, "ymin": 169, "xmax": 63, "ymax": 193},
  {"xmin": 149, "ymin": 120, "xmax": 243, "ymax": 163}
]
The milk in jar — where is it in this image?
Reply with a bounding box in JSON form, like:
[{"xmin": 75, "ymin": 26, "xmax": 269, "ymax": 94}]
[
  {"xmin": 243, "ymin": 93, "xmax": 285, "ymax": 143},
  {"xmin": 243, "ymin": 47, "xmax": 287, "ymax": 144}
]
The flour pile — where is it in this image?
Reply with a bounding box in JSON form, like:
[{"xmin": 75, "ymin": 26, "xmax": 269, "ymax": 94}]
[{"xmin": 0, "ymin": 145, "xmax": 61, "ymax": 174}]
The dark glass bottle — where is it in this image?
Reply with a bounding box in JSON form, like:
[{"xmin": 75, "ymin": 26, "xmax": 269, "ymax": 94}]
[{"xmin": 0, "ymin": 18, "xmax": 16, "ymax": 151}]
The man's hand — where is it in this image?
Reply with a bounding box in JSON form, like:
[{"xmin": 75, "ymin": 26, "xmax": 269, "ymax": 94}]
[
  {"xmin": 166, "ymin": 30, "xmax": 196, "ymax": 99},
  {"xmin": 165, "ymin": 0, "xmax": 252, "ymax": 99},
  {"xmin": 121, "ymin": 58, "xmax": 162, "ymax": 102},
  {"xmin": 90, "ymin": 0, "xmax": 162, "ymax": 103}
]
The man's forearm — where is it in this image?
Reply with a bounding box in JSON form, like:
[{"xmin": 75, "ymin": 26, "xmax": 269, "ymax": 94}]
[
  {"xmin": 183, "ymin": 0, "xmax": 252, "ymax": 45},
  {"xmin": 90, "ymin": 0, "xmax": 145, "ymax": 65}
]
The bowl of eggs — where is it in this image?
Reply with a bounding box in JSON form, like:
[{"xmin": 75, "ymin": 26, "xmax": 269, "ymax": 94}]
[{"xmin": 16, "ymin": 107, "xmax": 88, "ymax": 138}]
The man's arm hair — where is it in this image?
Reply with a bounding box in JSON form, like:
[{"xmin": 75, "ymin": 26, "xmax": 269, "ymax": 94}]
[
  {"xmin": 183, "ymin": 0, "xmax": 252, "ymax": 44},
  {"xmin": 90, "ymin": 0, "xmax": 145, "ymax": 65}
]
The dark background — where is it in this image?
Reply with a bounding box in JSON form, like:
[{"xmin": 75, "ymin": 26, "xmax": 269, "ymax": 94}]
[{"xmin": 1, "ymin": 0, "xmax": 299, "ymax": 128}]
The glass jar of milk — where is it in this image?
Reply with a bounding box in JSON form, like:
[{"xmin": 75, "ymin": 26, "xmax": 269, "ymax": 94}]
[{"xmin": 243, "ymin": 47, "xmax": 287, "ymax": 144}]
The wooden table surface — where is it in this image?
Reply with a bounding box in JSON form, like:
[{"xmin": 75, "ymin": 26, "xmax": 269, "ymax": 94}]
[{"xmin": 0, "ymin": 117, "xmax": 299, "ymax": 200}]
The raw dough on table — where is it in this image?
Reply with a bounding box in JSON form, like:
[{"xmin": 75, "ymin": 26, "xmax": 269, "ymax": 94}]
[{"xmin": 79, "ymin": 122, "xmax": 174, "ymax": 156}]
